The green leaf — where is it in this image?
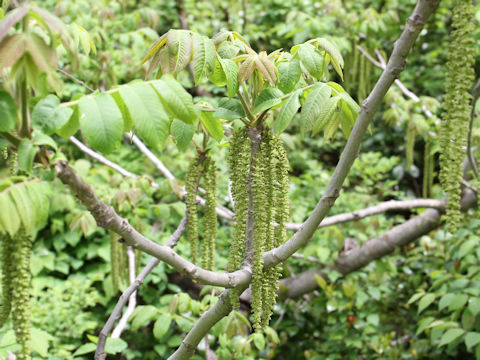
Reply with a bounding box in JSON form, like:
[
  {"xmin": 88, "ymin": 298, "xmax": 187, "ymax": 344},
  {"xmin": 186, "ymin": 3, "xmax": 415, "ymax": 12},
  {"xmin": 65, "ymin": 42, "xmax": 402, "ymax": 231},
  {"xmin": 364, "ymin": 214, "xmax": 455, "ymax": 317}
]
[
  {"xmin": 192, "ymin": 33, "xmax": 216, "ymax": 85},
  {"xmin": 78, "ymin": 93, "xmax": 123, "ymax": 153},
  {"xmin": 469, "ymin": 298, "xmax": 480, "ymax": 316},
  {"xmin": 130, "ymin": 305, "xmax": 158, "ymax": 331},
  {"xmin": 153, "ymin": 314, "xmax": 172, "ymax": 339},
  {"xmin": 152, "ymin": 76, "xmax": 198, "ymax": 124},
  {"xmin": 323, "ymin": 111, "xmax": 340, "ymax": 140},
  {"xmin": 339, "ymin": 100, "xmax": 354, "ymax": 138},
  {"xmin": 439, "ymin": 293, "xmax": 455, "ymax": 311},
  {"xmin": 416, "ymin": 317, "xmax": 435, "ymax": 335},
  {"xmin": 56, "ymin": 105, "xmax": 79, "ymax": 138},
  {"xmin": 253, "ymin": 88, "xmax": 284, "ymax": 114},
  {"xmin": 32, "ymin": 132, "xmax": 57, "ymax": 151},
  {"xmin": 170, "ymin": 118, "xmax": 195, "ymax": 150},
  {"xmin": 274, "ymin": 91, "xmax": 300, "ymax": 134},
  {"xmin": 300, "ymin": 83, "xmax": 332, "ymax": 134},
  {"xmin": 30, "ymin": 328, "xmax": 53, "ymax": 357},
  {"xmin": 250, "ymin": 333, "xmax": 265, "ymax": 351},
  {"xmin": 27, "ymin": 182, "xmax": 50, "ymax": 231},
  {"xmin": 439, "ymin": 328, "xmax": 465, "ymax": 347},
  {"xmin": 17, "ymin": 139, "xmax": 38, "ymax": 173},
  {"xmin": 118, "ymin": 82, "xmax": 170, "ymax": 150},
  {"xmin": 465, "ymin": 332, "xmax": 480, "ymax": 350},
  {"xmin": 0, "ymin": 192, "xmax": 20, "ymax": 236},
  {"xmin": 209, "ymin": 59, "xmax": 227, "ymax": 86},
  {"xmin": 459, "ymin": 239, "xmax": 477, "ymax": 258},
  {"xmin": 105, "ymin": 338, "xmax": 128, "ymax": 354},
  {"xmin": 264, "ymin": 327, "xmax": 280, "ymax": 344},
  {"xmin": 418, "ymin": 293, "xmax": 436, "ymax": 314},
  {"xmin": 214, "ymin": 98, "xmax": 245, "ymax": 120},
  {"xmin": 200, "ymin": 112, "xmax": 224, "ymax": 142},
  {"xmin": 312, "ymin": 96, "xmax": 339, "ymax": 136},
  {"xmin": 142, "ymin": 33, "xmax": 167, "ymax": 64},
  {"xmin": 314, "ymin": 38, "xmax": 344, "ymax": 78},
  {"xmin": 220, "ymin": 58, "xmax": 239, "ymax": 97},
  {"xmin": 298, "ymin": 44, "xmax": 323, "ymax": 79},
  {"xmin": 277, "ymin": 60, "xmax": 301, "ymax": 93},
  {"xmin": 449, "ymin": 294, "xmax": 468, "ymax": 311},
  {"xmin": 0, "ymin": 90, "xmax": 17, "ymax": 131},
  {"xmin": 111, "ymin": 92, "xmax": 133, "ymax": 132},
  {"xmin": 72, "ymin": 342, "xmax": 97, "ymax": 356},
  {"xmin": 32, "ymin": 95, "xmax": 73, "ymax": 135}
]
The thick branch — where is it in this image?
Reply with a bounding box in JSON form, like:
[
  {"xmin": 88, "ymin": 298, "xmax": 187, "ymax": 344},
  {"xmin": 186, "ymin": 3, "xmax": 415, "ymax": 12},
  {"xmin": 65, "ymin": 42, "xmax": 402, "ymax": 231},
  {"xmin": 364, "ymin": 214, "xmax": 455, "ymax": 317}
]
[
  {"xmin": 95, "ymin": 216, "xmax": 187, "ymax": 360},
  {"xmin": 279, "ymin": 189, "xmax": 477, "ymax": 299},
  {"xmin": 262, "ymin": 0, "xmax": 440, "ymax": 269},
  {"xmin": 55, "ymin": 161, "xmax": 249, "ymax": 288}
]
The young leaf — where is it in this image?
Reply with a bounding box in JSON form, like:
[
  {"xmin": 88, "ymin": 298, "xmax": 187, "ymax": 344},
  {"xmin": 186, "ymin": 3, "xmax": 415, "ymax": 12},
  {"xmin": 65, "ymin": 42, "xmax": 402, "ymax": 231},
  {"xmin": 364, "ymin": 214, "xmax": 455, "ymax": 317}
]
[
  {"xmin": 56, "ymin": 106, "xmax": 79, "ymax": 138},
  {"xmin": 118, "ymin": 82, "xmax": 170, "ymax": 149},
  {"xmin": 142, "ymin": 33, "xmax": 167, "ymax": 64},
  {"xmin": 0, "ymin": 90, "xmax": 17, "ymax": 131},
  {"xmin": 213, "ymin": 98, "xmax": 245, "ymax": 120},
  {"xmin": 0, "ymin": 7, "xmax": 28, "ymax": 43},
  {"xmin": 273, "ymin": 91, "xmax": 300, "ymax": 134},
  {"xmin": 298, "ymin": 44, "xmax": 323, "ymax": 79},
  {"xmin": 312, "ymin": 96, "xmax": 339, "ymax": 136},
  {"xmin": 200, "ymin": 112, "xmax": 224, "ymax": 142},
  {"xmin": 78, "ymin": 93, "xmax": 124, "ymax": 153},
  {"xmin": 170, "ymin": 118, "xmax": 195, "ymax": 150},
  {"xmin": 17, "ymin": 139, "xmax": 38, "ymax": 173},
  {"xmin": 152, "ymin": 76, "xmax": 198, "ymax": 124},
  {"xmin": 238, "ymin": 55, "xmax": 256, "ymax": 83},
  {"xmin": 209, "ymin": 59, "xmax": 227, "ymax": 86},
  {"xmin": 255, "ymin": 54, "xmax": 277, "ymax": 84},
  {"xmin": 253, "ymin": 88, "xmax": 283, "ymax": 114},
  {"xmin": 220, "ymin": 58, "xmax": 239, "ymax": 97},
  {"xmin": 26, "ymin": 32, "xmax": 57, "ymax": 72},
  {"xmin": 314, "ymin": 38, "xmax": 344, "ymax": 78},
  {"xmin": 0, "ymin": 34, "xmax": 27, "ymax": 69},
  {"xmin": 32, "ymin": 95, "xmax": 73, "ymax": 135},
  {"xmin": 192, "ymin": 33, "xmax": 216, "ymax": 85},
  {"xmin": 277, "ymin": 60, "xmax": 301, "ymax": 94},
  {"xmin": 300, "ymin": 83, "xmax": 332, "ymax": 134},
  {"xmin": 153, "ymin": 314, "xmax": 172, "ymax": 339},
  {"xmin": 167, "ymin": 30, "xmax": 192, "ymax": 74}
]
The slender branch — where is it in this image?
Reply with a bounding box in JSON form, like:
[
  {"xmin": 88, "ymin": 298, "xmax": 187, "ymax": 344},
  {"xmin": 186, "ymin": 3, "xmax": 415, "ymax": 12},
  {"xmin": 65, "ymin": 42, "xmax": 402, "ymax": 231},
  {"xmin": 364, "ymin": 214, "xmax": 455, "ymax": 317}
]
[
  {"xmin": 57, "ymin": 67, "xmax": 96, "ymax": 92},
  {"xmin": 284, "ymin": 199, "xmax": 444, "ymax": 231},
  {"xmin": 262, "ymin": 0, "xmax": 440, "ymax": 269},
  {"xmin": 111, "ymin": 246, "xmax": 136, "ymax": 338},
  {"xmin": 70, "ymin": 136, "xmax": 139, "ymax": 179},
  {"xmin": 95, "ymin": 215, "xmax": 187, "ymax": 360},
  {"xmin": 467, "ymin": 79, "xmax": 480, "ymax": 178},
  {"xmin": 278, "ymin": 189, "xmax": 477, "ymax": 299},
  {"xmin": 56, "ymin": 161, "xmax": 249, "ymax": 287}
]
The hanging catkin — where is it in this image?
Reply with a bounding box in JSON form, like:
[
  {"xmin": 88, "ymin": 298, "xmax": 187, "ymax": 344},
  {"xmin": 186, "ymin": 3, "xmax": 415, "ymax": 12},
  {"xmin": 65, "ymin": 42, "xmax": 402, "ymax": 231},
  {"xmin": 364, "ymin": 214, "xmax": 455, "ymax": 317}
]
[
  {"xmin": 439, "ymin": 0, "xmax": 476, "ymax": 233},
  {"xmin": 202, "ymin": 157, "xmax": 217, "ymax": 271},
  {"xmin": 185, "ymin": 155, "xmax": 203, "ymax": 264}
]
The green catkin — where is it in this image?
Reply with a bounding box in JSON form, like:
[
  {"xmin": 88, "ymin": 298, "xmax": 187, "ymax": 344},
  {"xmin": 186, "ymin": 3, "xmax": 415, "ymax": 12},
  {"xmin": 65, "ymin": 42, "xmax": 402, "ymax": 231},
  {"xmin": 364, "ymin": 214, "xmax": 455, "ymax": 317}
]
[
  {"xmin": 10, "ymin": 228, "xmax": 32, "ymax": 360},
  {"xmin": 185, "ymin": 155, "xmax": 203, "ymax": 264},
  {"xmin": 0, "ymin": 236, "xmax": 14, "ymax": 327},
  {"xmin": 1, "ymin": 146, "xmax": 7, "ymax": 160},
  {"xmin": 110, "ymin": 231, "xmax": 129, "ymax": 293},
  {"xmin": 439, "ymin": 0, "xmax": 476, "ymax": 234},
  {"xmin": 405, "ymin": 121, "xmax": 416, "ymax": 170},
  {"xmin": 202, "ymin": 157, "xmax": 217, "ymax": 271},
  {"xmin": 8, "ymin": 150, "xmax": 17, "ymax": 176},
  {"xmin": 423, "ymin": 139, "xmax": 434, "ymax": 198},
  {"xmin": 228, "ymin": 128, "xmax": 250, "ymax": 310}
]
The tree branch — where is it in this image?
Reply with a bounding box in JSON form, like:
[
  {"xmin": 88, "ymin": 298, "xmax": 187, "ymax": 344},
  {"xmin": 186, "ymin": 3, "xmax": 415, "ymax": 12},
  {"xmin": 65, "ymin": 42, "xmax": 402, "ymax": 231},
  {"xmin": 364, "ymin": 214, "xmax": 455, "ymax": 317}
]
[
  {"xmin": 278, "ymin": 189, "xmax": 477, "ymax": 299},
  {"xmin": 95, "ymin": 215, "xmax": 187, "ymax": 360},
  {"xmin": 55, "ymin": 160, "xmax": 250, "ymax": 288}
]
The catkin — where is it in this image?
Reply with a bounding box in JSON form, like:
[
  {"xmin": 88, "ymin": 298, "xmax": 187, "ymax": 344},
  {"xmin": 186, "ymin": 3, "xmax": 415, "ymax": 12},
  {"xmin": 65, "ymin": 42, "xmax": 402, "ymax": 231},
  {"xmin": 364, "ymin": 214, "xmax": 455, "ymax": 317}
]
[{"xmin": 439, "ymin": 0, "xmax": 476, "ymax": 233}]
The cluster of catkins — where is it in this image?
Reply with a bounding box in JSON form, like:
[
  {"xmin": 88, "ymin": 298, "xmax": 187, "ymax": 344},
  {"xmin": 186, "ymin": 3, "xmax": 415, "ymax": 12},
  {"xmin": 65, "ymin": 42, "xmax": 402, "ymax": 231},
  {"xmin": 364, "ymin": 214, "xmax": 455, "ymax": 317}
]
[
  {"xmin": 228, "ymin": 128, "xmax": 289, "ymax": 332},
  {"xmin": 1, "ymin": 228, "xmax": 32, "ymax": 360},
  {"xmin": 439, "ymin": 0, "xmax": 476, "ymax": 234},
  {"xmin": 185, "ymin": 154, "xmax": 218, "ymax": 271}
]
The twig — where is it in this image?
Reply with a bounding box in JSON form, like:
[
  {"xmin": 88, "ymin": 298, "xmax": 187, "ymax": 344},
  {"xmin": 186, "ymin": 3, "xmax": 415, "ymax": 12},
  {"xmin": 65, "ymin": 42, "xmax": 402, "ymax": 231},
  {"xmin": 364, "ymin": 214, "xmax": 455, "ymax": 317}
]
[
  {"xmin": 111, "ymin": 246, "xmax": 136, "ymax": 338},
  {"xmin": 57, "ymin": 67, "xmax": 96, "ymax": 93},
  {"xmin": 95, "ymin": 216, "xmax": 187, "ymax": 360}
]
